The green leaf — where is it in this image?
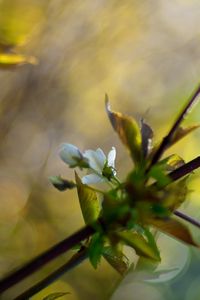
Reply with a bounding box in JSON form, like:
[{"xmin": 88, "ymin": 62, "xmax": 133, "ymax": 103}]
[
  {"xmin": 170, "ymin": 125, "xmax": 200, "ymax": 146},
  {"xmin": 116, "ymin": 230, "xmax": 161, "ymax": 261},
  {"xmin": 140, "ymin": 119, "xmax": 153, "ymax": 158},
  {"xmin": 148, "ymin": 164, "xmax": 171, "ymax": 188},
  {"xmin": 75, "ymin": 172, "xmax": 100, "ymax": 224},
  {"xmin": 88, "ymin": 232, "xmax": 104, "ymax": 268},
  {"xmin": 103, "ymin": 246, "xmax": 129, "ymax": 275},
  {"xmin": 105, "ymin": 95, "xmax": 142, "ymax": 166},
  {"xmin": 143, "ymin": 227, "xmax": 160, "ymax": 257},
  {"xmin": 49, "ymin": 176, "xmax": 76, "ymax": 191},
  {"xmin": 43, "ymin": 292, "xmax": 70, "ymax": 300},
  {"xmin": 150, "ymin": 217, "xmax": 199, "ymax": 247},
  {"xmin": 0, "ymin": 53, "xmax": 37, "ymax": 68}
]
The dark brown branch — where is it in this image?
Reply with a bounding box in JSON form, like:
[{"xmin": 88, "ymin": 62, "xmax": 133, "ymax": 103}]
[
  {"xmin": 147, "ymin": 83, "xmax": 200, "ymax": 171},
  {"xmin": 174, "ymin": 210, "xmax": 200, "ymax": 229},
  {"xmin": 0, "ymin": 225, "xmax": 94, "ymax": 294},
  {"xmin": 169, "ymin": 156, "xmax": 200, "ymax": 182},
  {"xmin": 1, "ymin": 156, "xmax": 200, "ymax": 294},
  {"xmin": 14, "ymin": 248, "xmax": 88, "ymax": 300}
]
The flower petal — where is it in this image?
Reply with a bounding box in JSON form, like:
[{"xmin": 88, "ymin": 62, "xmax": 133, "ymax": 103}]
[
  {"xmin": 59, "ymin": 143, "xmax": 81, "ymax": 166},
  {"xmin": 84, "ymin": 148, "xmax": 106, "ymax": 173},
  {"xmin": 82, "ymin": 174, "xmax": 104, "ymax": 184},
  {"xmin": 107, "ymin": 147, "xmax": 116, "ymax": 168}
]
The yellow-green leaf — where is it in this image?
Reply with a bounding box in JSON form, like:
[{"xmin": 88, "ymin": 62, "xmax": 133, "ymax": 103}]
[
  {"xmin": 163, "ymin": 177, "xmax": 188, "ymax": 211},
  {"xmin": 116, "ymin": 231, "xmax": 161, "ymax": 261},
  {"xmin": 105, "ymin": 95, "xmax": 142, "ymax": 166},
  {"xmin": 0, "ymin": 53, "xmax": 38, "ymax": 68},
  {"xmin": 75, "ymin": 172, "xmax": 100, "ymax": 224},
  {"xmin": 161, "ymin": 154, "xmax": 185, "ymax": 171},
  {"xmin": 103, "ymin": 246, "xmax": 129, "ymax": 275},
  {"xmin": 150, "ymin": 217, "xmax": 199, "ymax": 247}
]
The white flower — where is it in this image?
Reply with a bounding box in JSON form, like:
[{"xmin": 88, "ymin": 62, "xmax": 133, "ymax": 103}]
[
  {"xmin": 82, "ymin": 147, "xmax": 116, "ymax": 184},
  {"xmin": 59, "ymin": 143, "xmax": 88, "ymax": 168}
]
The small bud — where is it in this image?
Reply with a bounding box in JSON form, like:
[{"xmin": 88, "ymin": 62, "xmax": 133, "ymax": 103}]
[
  {"xmin": 49, "ymin": 176, "xmax": 76, "ymax": 191},
  {"xmin": 59, "ymin": 143, "xmax": 89, "ymax": 168}
]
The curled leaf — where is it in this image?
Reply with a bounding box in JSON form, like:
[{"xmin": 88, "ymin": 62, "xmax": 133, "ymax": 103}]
[
  {"xmin": 171, "ymin": 125, "xmax": 200, "ymax": 146},
  {"xmin": 103, "ymin": 246, "xmax": 129, "ymax": 275},
  {"xmin": 0, "ymin": 53, "xmax": 38, "ymax": 68},
  {"xmin": 105, "ymin": 95, "xmax": 142, "ymax": 166},
  {"xmin": 116, "ymin": 231, "xmax": 161, "ymax": 261},
  {"xmin": 150, "ymin": 217, "xmax": 199, "ymax": 248},
  {"xmin": 43, "ymin": 292, "xmax": 70, "ymax": 300},
  {"xmin": 140, "ymin": 119, "xmax": 153, "ymax": 158},
  {"xmin": 75, "ymin": 172, "xmax": 100, "ymax": 224},
  {"xmin": 49, "ymin": 176, "xmax": 76, "ymax": 191}
]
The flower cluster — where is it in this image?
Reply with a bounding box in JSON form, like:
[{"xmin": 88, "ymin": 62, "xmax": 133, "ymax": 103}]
[{"xmin": 50, "ymin": 95, "xmax": 200, "ymax": 273}]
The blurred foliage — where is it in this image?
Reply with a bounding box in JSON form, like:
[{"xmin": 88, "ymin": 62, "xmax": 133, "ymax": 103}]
[{"xmin": 0, "ymin": 0, "xmax": 200, "ymax": 299}]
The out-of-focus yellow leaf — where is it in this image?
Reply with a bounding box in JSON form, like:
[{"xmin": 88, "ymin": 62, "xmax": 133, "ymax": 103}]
[
  {"xmin": 0, "ymin": 0, "xmax": 44, "ymax": 47},
  {"xmin": 75, "ymin": 172, "xmax": 100, "ymax": 224},
  {"xmin": 105, "ymin": 95, "xmax": 142, "ymax": 166},
  {"xmin": 0, "ymin": 53, "xmax": 38, "ymax": 68},
  {"xmin": 116, "ymin": 231, "xmax": 161, "ymax": 261},
  {"xmin": 150, "ymin": 218, "xmax": 199, "ymax": 247}
]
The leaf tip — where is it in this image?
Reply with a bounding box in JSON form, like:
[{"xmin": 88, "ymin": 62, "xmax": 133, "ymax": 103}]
[{"xmin": 105, "ymin": 94, "xmax": 111, "ymax": 112}]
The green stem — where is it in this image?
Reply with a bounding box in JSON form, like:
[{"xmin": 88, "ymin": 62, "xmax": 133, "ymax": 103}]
[{"xmin": 112, "ymin": 176, "xmax": 121, "ymax": 186}]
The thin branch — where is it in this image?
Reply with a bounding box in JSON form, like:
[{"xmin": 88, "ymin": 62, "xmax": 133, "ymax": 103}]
[
  {"xmin": 0, "ymin": 225, "xmax": 94, "ymax": 294},
  {"xmin": 174, "ymin": 210, "xmax": 200, "ymax": 229},
  {"xmin": 13, "ymin": 210, "xmax": 200, "ymax": 300},
  {"xmin": 1, "ymin": 156, "xmax": 200, "ymax": 294},
  {"xmin": 169, "ymin": 156, "xmax": 200, "ymax": 182},
  {"xmin": 147, "ymin": 83, "xmax": 200, "ymax": 172},
  {"xmin": 14, "ymin": 248, "xmax": 88, "ymax": 300}
]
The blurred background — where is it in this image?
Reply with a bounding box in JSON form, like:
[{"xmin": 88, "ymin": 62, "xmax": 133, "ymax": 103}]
[{"xmin": 0, "ymin": 0, "xmax": 200, "ymax": 299}]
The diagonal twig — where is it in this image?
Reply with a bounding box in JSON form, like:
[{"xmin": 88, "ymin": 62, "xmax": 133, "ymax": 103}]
[
  {"xmin": 14, "ymin": 248, "xmax": 88, "ymax": 300},
  {"xmin": 147, "ymin": 83, "xmax": 200, "ymax": 172},
  {"xmin": 0, "ymin": 225, "xmax": 94, "ymax": 294},
  {"xmin": 1, "ymin": 156, "xmax": 200, "ymax": 294},
  {"xmin": 174, "ymin": 210, "xmax": 200, "ymax": 229},
  {"xmin": 169, "ymin": 156, "xmax": 200, "ymax": 182}
]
